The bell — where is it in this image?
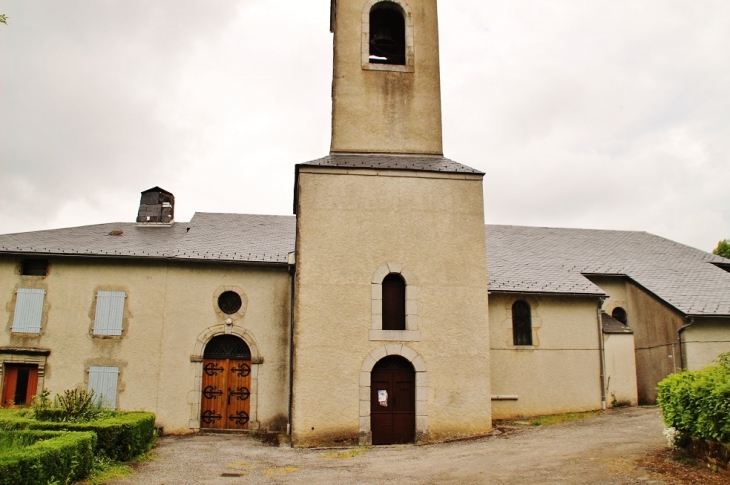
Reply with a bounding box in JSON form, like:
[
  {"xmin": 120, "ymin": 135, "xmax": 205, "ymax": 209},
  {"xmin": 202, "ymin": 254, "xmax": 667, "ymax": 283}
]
[{"xmin": 371, "ymin": 25, "xmax": 396, "ymax": 46}]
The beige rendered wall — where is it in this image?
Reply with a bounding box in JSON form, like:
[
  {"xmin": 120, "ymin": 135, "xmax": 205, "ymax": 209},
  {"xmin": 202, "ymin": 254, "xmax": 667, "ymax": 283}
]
[
  {"xmin": 603, "ymin": 333, "xmax": 638, "ymax": 407},
  {"xmin": 683, "ymin": 318, "xmax": 730, "ymax": 371},
  {"xmin": 489, "ymin": 293, "xmax": 603, "ymax": 419},
  {"xmin": 586, "ymin": 276, "xmax": 628, "ymax": 318},
  {"xmin": 293, "ymin": 167, "xmax": 490, "ymax": 446},
  {"xmin": 330, "ymin": 0, "xmax": 443, "ymax": 154},
  {"xmin": 0, "ymin": 256, "xmax": 291, "ymax": 434}
]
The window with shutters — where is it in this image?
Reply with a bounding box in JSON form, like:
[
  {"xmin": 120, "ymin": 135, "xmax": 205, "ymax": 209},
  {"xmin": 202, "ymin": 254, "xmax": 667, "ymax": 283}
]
[
  {"xmin": 11, "ymin": 288, "xmax": 45, "ymax": 334},
  {"xmin": 512, "ymin": 300, "xmax": 533, "ymax": 346},
  {"xmin": 93, "ymin": 291, "xmax": 126, "ymax": 336},
  {"xmin": 88, "ymin": 366, "xmax": 119, "ymax": 409}
]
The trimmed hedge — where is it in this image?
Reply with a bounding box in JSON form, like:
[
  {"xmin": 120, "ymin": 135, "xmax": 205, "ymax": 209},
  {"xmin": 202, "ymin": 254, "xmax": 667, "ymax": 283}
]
[
  {"xmin": 0, "ymin": 411, "xmax": 155, "ymax": 461},
  {"xmin": 657, "ymin": 352, "xmax": 730, "ymax": 443},
  {"xmin": 0, "ymin": 430, "xmax": 96, "ymax": 485}
]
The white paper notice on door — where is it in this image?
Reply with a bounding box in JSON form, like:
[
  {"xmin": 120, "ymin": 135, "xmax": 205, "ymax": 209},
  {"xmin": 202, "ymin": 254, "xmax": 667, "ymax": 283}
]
[{"xmin": 378, "ymin": 390, "xmax": 388, "ymax": 407}]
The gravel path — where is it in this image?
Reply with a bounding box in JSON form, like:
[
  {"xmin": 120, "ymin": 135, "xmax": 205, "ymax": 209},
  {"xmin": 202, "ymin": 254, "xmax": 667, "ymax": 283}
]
[{"xmin": 111, "ymin": 407, "xmax": 678, "ymax": 484}]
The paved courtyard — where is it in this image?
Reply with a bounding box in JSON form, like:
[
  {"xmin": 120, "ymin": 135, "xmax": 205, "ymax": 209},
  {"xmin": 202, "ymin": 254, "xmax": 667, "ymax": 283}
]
[{"xmin": 109, "ymin": 407, "xmax": 713, "ymax": 484}]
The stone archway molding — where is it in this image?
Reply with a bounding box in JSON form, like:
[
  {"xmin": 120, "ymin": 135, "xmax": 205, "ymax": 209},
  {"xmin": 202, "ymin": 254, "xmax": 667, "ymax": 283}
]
[
  {"xmin": 188, "ymin": 325, "xmax": 261, "ymax": 430},
  {"xmin": 359, "ymin": 343, "xmax": 428, "ymax": 444}
]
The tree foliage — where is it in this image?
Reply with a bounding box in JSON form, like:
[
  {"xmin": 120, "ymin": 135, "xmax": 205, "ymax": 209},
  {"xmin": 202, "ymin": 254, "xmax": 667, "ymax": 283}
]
[
  {"xmin": 713, "ymin": 239, "xmax": 730, "ymax": 259},
  {"xmin": 0, "ymin": 14, "xmax": 7, "ymax": 25}
]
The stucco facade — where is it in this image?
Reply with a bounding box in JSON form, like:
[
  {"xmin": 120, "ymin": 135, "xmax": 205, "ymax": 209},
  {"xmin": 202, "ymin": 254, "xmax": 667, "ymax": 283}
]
[
  {"xmin": 2, "ymin": 0, "xmax": 730, "ymax": 449},
  {"xmin": 0, "ymin": 256, "xmax": 291, "ymax": 434},
  {"xmin": 489, "ymin": 293, "xmax": 603, "ymax": 419},
  {"xmin": 683, "ymin": 318, "xmax": 730, "ymax": 371},
  {"xmin": 292, "ymin": 167, "xmax": 491, "ymax": 446},
  {"xmin": 330, "ymin": 0, "xmax": 443, "ymax": 155},
  {"xmin": 603, "ymin": 333, "xmax": 639, "ymax": 407}
]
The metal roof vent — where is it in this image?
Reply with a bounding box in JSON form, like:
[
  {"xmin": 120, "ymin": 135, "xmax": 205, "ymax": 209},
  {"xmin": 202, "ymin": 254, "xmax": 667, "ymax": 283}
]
[{"xmin": 136, "ymin": 186, "xmax": 174, "ymax": 226}]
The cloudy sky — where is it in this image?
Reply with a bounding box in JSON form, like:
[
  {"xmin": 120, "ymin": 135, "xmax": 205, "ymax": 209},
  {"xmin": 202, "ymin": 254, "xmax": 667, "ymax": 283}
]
[{"xmin": 1, "ymin": 1, "xmax": 728, "ymax": 252}]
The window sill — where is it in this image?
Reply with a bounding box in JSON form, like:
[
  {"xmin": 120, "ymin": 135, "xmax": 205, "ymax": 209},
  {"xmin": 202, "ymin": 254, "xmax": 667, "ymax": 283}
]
[
  {"xmin": 369, "ymin": 329, "xmax": 420, "ymax": 342},
  {"xmin": 362, "ymin": 63, "xmax": 414, "ymax": 73}
]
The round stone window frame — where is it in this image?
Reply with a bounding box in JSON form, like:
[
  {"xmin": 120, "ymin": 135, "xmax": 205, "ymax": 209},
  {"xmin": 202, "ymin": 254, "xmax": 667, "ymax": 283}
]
[{"xmin": 212, "ymin": 286, "xmax": 248, "ymax": 321}]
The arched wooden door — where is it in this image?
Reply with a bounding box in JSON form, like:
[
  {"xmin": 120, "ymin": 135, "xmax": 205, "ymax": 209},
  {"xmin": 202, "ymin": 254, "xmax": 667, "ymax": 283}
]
[
  {"xmin": 200, "ymin": 335, "xmax": 251, "ymax": 430},
  {"xmin": 371, "ymin": 355, "xmax": 415, "ymax": 445}
]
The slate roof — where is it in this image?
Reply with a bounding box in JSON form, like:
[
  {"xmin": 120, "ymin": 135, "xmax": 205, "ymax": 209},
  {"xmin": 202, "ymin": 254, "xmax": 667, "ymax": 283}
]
[
  {"xmin": 1, "ymin": 216, "xmax": 729, "ymax": 316},
  {"xmin": 0, "ymin": 213, "xmax": 296, "ymax": 264},
  {"xmin": 486, "ymin": 225, "xmax": 730, "ymax": 317},
  {"xmin": 302, "ymin": 153, "xmax": 483, "ymax": 174},
  {"xmin": 601, "ymin": 313, "xmax": 634, "ymax": 334}
]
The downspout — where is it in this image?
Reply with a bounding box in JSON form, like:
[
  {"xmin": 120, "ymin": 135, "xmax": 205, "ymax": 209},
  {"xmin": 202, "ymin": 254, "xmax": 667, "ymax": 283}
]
[
  {"xmin": 596, "ymin": 297, "xmax": 607, "ymax": 410},
  {"xmin": 677, "ymin": 317, "xmax": 694, "ymax": 371},
  {"xmin": 287, "ymin": 252, "xmax": 296, "ymax": 443}
]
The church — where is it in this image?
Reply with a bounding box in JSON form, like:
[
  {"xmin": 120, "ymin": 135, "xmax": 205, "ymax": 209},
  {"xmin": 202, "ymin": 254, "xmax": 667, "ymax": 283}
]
[{"xmin": 1, "ymin": 0, "xmax": 729, "ymax": 447}]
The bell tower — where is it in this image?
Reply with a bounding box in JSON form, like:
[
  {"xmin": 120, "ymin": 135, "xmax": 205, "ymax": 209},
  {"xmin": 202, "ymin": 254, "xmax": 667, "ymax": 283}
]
[
  {"xmin": 330, "ymin": 0, "xmax": 443, "ymax": 155},
  {"xmin": 291, "ymin": 0, "xmax": 491, "ymax": 447}
]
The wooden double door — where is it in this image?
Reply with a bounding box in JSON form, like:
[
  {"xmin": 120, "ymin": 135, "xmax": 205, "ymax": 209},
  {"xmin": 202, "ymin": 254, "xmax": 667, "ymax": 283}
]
[
  {"xmin": 370, "ymin": 356, "xmax": 415, "ymax": 445},
  {"xmin": 2, "ymin": 364, "xmax": 38, "ymax": 407},
  {"xmin": 200, "ymin": 358, "xmax": 251, "ymax": 429}
]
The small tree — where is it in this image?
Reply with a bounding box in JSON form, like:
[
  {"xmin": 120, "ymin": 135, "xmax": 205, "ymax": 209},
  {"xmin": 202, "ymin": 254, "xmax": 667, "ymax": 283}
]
[
  {"xmin": 713, "ymin": 239, "xmax": 730, "ymax": 259},
  {"xmin": 0, "ymin": 14, "xmax": 7, "ymax": 25}
]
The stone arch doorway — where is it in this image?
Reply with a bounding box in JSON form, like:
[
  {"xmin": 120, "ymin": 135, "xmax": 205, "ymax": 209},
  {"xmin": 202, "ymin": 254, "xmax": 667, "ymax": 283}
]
[
  {"xmin": 370, "ymin": 355, "xmax": 415, "ymax": 445},
  {"xmin": 200, "ymin": 335, "xmax": 252, "ymax": 430}
]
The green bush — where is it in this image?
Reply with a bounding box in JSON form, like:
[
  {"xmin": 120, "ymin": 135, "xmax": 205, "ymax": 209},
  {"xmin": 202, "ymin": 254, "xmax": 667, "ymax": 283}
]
[
  {"xmin": 0, "ymin": 411, "xmax": 156, "ymax": 461},
  {"xmin": 657, "ymin": 352, "xmax": 730, "ymax": 443},
  {"xmin": 0, "ymin": 430, "xmax": 96, "ymax": 485}
]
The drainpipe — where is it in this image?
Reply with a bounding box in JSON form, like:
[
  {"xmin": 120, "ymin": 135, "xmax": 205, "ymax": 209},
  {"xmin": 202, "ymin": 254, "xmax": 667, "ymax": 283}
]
[
  {"xmin": 287, "ymin": 252, "xmax": 296, "ymax": 443},
  {"xmin": 596, "ymin": 297, "xmax": 607, "ymax": 410},
  {"xmin": 677, "ymin": 317, "xmax": 694, "ymax": 371}
]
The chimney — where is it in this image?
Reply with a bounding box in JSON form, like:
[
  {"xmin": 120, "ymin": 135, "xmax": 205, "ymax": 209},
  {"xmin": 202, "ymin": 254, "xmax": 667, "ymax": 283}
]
[{"xmin": 136, "ymin": 187, "xmax": 174, "ymax": 225}]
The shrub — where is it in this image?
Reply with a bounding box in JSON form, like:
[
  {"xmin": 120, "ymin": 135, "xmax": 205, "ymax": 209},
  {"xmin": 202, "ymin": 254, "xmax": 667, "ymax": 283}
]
[
  {"xmin": 0, "ymin": 411, "xmax": 156, "ymax": 461},
  {"xmin": 657, "ymin": 352, "xmax": 730, "ymax": 443},
  {"xmin": 0, "ymin": 430, "xmax": 96, "ymax": 485}
]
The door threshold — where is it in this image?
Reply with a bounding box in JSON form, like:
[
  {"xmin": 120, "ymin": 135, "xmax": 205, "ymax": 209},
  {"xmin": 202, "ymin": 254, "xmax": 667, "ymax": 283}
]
[{"xmin": 199, "ymin": 428, "xmax": 252, "ymax": 435}]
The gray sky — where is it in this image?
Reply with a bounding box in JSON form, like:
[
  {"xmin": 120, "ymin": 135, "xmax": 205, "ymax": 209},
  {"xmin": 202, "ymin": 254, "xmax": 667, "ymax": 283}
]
[{"xmin": 1, "ymin": 1, "xmax": 728, "ymax": 253}]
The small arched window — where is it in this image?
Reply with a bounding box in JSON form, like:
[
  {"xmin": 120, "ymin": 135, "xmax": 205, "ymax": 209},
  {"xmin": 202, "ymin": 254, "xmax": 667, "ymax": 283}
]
[
  {"xmin": 369, "ymin": 2, "xmax": 406, "ymax": 65},
  {"xmin": 612, "ymin": 307, "xmax": 628, "ymax": 325},
  {"xmin": 512, "ymin": 300, "xmax": 532, "ymax": 346},
  {"xmin": 382, "ymin": 273, "xmax": 406, "ymax": 330}
]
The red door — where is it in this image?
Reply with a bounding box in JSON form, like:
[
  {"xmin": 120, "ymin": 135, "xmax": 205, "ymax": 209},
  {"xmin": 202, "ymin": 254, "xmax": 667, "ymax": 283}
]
[
  {"xmin": 2, "ymin": 364, "xmax": 39, "ymax": 407},
  {"xmin": 371, "ymin": 356, "xmax": 415, "ymax": 445}
]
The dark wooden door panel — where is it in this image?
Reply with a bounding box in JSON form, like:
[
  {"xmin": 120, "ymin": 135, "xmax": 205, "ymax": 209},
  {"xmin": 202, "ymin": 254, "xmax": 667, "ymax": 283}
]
[{"xmin": 371, "ymin": 363, "xmax": 415, "ymax": 445}]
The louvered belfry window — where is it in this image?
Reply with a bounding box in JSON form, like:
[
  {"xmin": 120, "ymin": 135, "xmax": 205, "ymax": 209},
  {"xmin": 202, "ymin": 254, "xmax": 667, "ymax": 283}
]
[
  {"xmin": 11, "ymin": 288, "xmax": 45, "ymax": 333},
  {"xmin": 512, "ymin": 300, "xmax": 533, "ymax": 346},
  {"xmin": 88, "ymin": 366, "xmax": 119, "ymax": 409},
  {"xmin": 93, "ymin": 291, "xmax": 126, "ymax": 336},
  {"xmin": 382, "ymin": 273, "xmax": 406, "ymax": 331}
]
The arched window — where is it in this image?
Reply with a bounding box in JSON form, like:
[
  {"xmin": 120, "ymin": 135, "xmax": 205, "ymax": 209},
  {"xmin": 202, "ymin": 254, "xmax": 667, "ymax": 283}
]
[
  {"xmin": 204, "ymin": 335, "xmax": 251, "ymax": 360},
  {"xmin": 612, "ymin": 307, "xmax": 628, "ymax": 325},
  {"xmin": 512, "ymin": 300, "xmax": 532, "ymax": 346},
  {"xmin": 369, "ymin": 2, "xmax": 406, "ymax": 65},
  {"xmin": 382, "ymin": 273, "xmax": 406, "ymax": 330}
]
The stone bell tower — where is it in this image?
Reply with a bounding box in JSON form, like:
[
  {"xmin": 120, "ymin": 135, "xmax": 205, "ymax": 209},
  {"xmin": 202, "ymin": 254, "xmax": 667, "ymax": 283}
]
[
  {"xmin": 291, "ymin": 0, "xmax": 491, "ymax": 447},
  {"xmin": 330, "ymin": 0, "xmax": 443, "ymax": 154}
]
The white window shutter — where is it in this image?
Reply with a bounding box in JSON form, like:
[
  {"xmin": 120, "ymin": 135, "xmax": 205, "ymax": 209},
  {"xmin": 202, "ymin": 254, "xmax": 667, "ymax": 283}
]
[
  {"xmin": 93, "ymin": 291, "xmax": 126, "ymax": 336},
  {"xmin": 11, "ymin": 288, "xmax": 45, "ymax": 333},
  {"xmin": 88, "ymin": 366, "xmax": 119, "ymax": 409}
]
